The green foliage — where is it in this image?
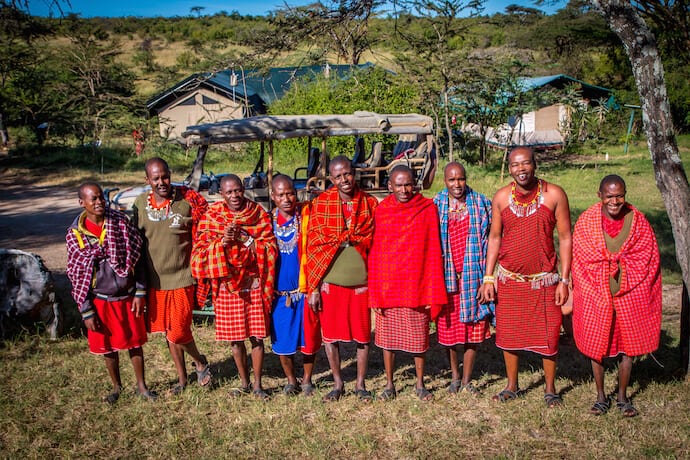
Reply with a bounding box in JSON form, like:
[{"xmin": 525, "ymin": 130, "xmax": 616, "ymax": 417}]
[
  {"xmin": 54, "ymin": 24, "xmax": 140, "ymax": 145},
  {"xmin": 267, "ymin": 67, "xmax": 420, "ymax": 164},
  {"xmin": 131, "ymin": 37, "xmax": 156, "ymax": 72},
  {"xmin": 664, "ymin": 64, "xmax": 690, "ymax": 132},
  {"xmin": 175, "ymin": 51, "xmax": 200, "ymax": 70}
]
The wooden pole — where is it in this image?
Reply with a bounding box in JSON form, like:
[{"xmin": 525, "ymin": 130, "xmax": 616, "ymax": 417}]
[{"xmin": 267, "ymin": 140, "xmax": 273, "ymax": 211}]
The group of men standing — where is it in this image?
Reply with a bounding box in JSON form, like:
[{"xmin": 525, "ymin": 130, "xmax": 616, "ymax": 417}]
[{"xmin": 66, "ymin": 146, "xmax": 662, "ymax": 417}]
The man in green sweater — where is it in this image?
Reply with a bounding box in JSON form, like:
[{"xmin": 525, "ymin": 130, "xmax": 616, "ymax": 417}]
[{"xmin": 132, "ymin": 157, "xmax": 212, "ymax": 394}]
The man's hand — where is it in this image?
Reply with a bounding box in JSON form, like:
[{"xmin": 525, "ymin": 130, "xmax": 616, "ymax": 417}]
[
  {"xmin": 477, "ymin": 282, "xmax": 496, "ymax": 304},
  {"xmin": 223, "ymin": 224, "xmax": 240, "ymax": 245},
  {"xmin": 132, "ymin": 296, "xmax": 147, "ymax": 318},
  {"xmin": 84, "ymin": 316, "xmax": 99, "ymax": 332},
  {"xmin": 309, "ymin": 290, "xmax": 322, "ymax": 312},
  {"xmin": 555, "ymin": 282, "xmax": 569, "ymax": 306}
]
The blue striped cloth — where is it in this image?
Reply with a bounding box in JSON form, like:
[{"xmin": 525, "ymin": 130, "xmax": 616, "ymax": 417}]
[{"xmin": 434, "ymin": 187, "xmax": 495, "ymax": 323}]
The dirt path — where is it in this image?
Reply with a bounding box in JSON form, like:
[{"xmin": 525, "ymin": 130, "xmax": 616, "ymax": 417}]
[{"xmin": 0, "ymin": 172, "xmax": 80, "ymax": 274}]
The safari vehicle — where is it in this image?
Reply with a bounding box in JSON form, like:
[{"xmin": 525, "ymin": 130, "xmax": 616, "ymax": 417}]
[{"xmin": 181, "ymin": 111, "xmax": 438, "ymax": 208}]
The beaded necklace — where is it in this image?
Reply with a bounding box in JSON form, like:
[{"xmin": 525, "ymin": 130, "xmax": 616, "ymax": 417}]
[
  {"xmin": 508, "ymin": 179, "xmax": 543, "ymax": 218},
  {"xmin": 146, "ymin": 187, "xmax": 174, "ymax": 222},
  {"xmin": 449, "ymin": 197, "xmax": 468, "ymax": 221},
  {"xmin": 273, "ymin": 210, "xmax": 300, "ymax": 254}
]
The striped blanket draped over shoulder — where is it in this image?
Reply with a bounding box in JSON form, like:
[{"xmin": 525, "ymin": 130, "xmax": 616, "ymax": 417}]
[
  {"xmin": 434, "ymin": 187, "xmax": 494, "ymax": 323},
  {"xmin": 305, "ymin": 187, "xmax": 377, "ymax": 293},
  {"xmin": 191, "ymin": 200, "xmax": 277, "ymax": 313},
  {"xmin": 66, "ymin": 208, "xmax": 142, "ymax": 308},
  {"xmin": 572, "ymin": 202, "xmax": 662, "ymax": 359}
]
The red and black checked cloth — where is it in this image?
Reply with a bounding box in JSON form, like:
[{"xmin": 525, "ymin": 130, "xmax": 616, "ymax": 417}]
[
  {"xmin": 368, "ymin": 193, "xmax": 447, "ymax": 311},
  {"xmin": 437, "ymin": 292, "xmax": 491, "ymax": 346},
  {"xmin": 572, "ymin": 203, "xmax": 662, "ymax": 360},
  {"xmin": 213, "ymin": 282, "xmax": 268, "ymax": 342},
  {"xmin": 177, "ymin": 186, "xmax": 208, "ymax": 242},
  {"xmin": 66, "ymin": 208, "xmax": 142, "ymax": 310},
  {"xmin": 495, "ymin": 203, "xmax": 560, "ymax": 355},
  {"xmin": 191, "ymin": 200, "xmax": 277, "ymax": 314},
  {"xmin": 304, "ymin": 187, "xmax": 377, "ymax": 293},
  {"xmin": 375, "ymin": 306, "xmax": 431, "ymax": 353}
]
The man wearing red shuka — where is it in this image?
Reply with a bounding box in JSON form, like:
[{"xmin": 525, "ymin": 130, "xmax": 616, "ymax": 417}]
[{"xmin": 572, "ymin": 174, "xmax": 661, "ymax": 418}]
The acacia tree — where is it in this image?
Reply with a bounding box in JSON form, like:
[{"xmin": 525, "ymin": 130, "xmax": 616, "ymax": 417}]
[
  {"xmin": 392, "ymin": 0, "xmax": 484, "ymax": 161},
  {"xmin": 0, "ymin": 2, "xmax": 54, "ymax": 145},
  {"xmin": 589, "ymin": 0, "xmax": 690, "ymax": 375},
  {"xmin": 59, "ymin": 23, "xmax": 137, "ymax": 146},
  {"xmin": 262, "ymin": 0, "xmax": 383, "ymax": 65},
  {"xmin": 450, "ymin": 61, "xmax": 551, "ymax": 166}
]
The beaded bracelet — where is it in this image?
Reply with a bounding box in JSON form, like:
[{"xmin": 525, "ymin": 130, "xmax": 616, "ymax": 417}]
[{"xmin": 483, "ymin": 275, "xmax": 495, "ymax": 284}]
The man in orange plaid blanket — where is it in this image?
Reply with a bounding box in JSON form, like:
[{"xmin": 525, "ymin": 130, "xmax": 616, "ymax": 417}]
[
  {"xmin": 305, "ymin": 155, "xmax": 378, "ymax": 402},
  {"xmin": 572, "ymin": 175, "xmax": 661, "ymax": 418},
  {"xmin": 191, "ymin": 174, "xmax": 277, "ymax": 400}
]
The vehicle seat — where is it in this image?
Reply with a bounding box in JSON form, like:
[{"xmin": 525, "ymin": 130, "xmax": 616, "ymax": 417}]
[
  {"xmin": 366, "ymin": 141, "xmax": 383, "ymax": 167},
  {"xmin": 392, "ymin": 135, "xmax": 416, "ymax": 158},
  {"xmin": 294, "ymin": 147, "xmax": 321, "ymax": 189},
  {"xmin": 294, "ymin": 147, "xmax": 320, "ymax": 179},
  {"xmin": 351, "ymin": 137, "xmax": 366, "ymax": 165}
]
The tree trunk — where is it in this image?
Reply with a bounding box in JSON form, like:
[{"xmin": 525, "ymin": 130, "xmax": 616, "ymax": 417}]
[
  {"xmin": 0, "ymin": 112, "xmax": 8, "ymax": 148},
  {"xmin": 590, "ymin": 0, "xmax": 690, "ymax": 376},
  {"xmin": 682, "ymin": 283, "xmax": 689, "ymax": 377},
  {"xmin": 443, "ymin": 90, "xmax": 454, "ymax": 162},
  {"xmin": 189, "ymin": 144, "xmax": 208, "ymax": 191}
]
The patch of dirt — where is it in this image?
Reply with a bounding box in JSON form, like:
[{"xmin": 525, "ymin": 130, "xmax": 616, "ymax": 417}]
[{"xmin": 0, "ymin": 172, "xmax": 80, "ymax": 274}]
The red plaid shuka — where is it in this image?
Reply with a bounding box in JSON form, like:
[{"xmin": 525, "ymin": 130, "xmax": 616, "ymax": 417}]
[
  {"xmin": 304, "ymin": 187, "xmax": 377, "ymax": 293},
  {"xmin": 495, "ymin": 203, "xmax": 560, "ymax": 355},
  {"xmin": 375, "ymin": 306, "xmax": 431, "ymax": 353},
  {"xmin": 572, "ymin": 203, "xmax": 662, "ymax": 360},
  {"xmin": 191, "ymin": 200, "xmax": 277, "ymax": 314},
  {"xmin": 66, "ymin": 208, "xmax": 142, "ymax": 313},
  {"xmin": 177, "ymin": 186, "xmax": 208, "ymax": 241},
  {"xmin": 368, "ymin": 193, "xmax": 447, "ymax": 311}
]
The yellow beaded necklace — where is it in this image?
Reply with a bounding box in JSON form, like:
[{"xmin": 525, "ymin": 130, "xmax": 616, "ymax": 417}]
[{"xmin": 509, "ymin": 179, "xmax": 542, "ymax": 217}]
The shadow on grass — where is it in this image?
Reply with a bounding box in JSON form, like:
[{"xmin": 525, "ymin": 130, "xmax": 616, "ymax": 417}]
[{"xmin": 194, "ymin": 318, "xmax": 683, "ymax": 398}]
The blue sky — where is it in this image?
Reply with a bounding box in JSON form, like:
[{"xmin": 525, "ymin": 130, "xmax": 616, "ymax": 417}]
[{"xmin": 28, "ymin": 0, "xmax": 567, "ymax": 18}]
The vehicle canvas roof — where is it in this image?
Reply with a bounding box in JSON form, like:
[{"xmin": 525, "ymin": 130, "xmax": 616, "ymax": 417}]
[{"xmin": 182, "ymin": 111, "xmax": 435, "ymax": 145}]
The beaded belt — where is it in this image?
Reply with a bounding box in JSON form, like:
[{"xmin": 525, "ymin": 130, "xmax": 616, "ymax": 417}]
[
  {"xmin": 275, "ymin": 288, "xmax": 302, "ymax": 307},
  {"xmin": 497, "ymin": 265, "xmax": 559, "ymax": 289}
]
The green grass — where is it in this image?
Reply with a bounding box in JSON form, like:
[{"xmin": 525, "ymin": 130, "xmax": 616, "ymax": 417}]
[
  {"xmin": 1, "ymin": 135, "xmax": 689, "ymax": 458},
  {"xmin": 1, "ymin": 311, "xmax": 688, "ymax": 458}
]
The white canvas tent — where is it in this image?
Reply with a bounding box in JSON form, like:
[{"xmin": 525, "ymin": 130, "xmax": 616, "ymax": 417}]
[{"xmin": 461, "ymin": 75, "xmax": 613, "ymax": 149}]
